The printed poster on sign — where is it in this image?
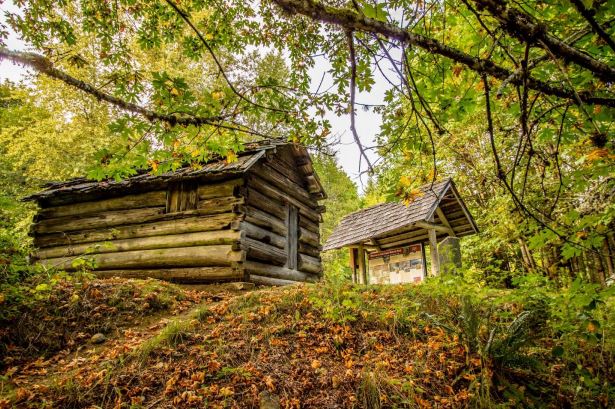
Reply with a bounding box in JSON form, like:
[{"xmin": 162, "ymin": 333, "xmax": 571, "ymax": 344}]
[{"xmin": 368, "ymin": 244, "xmax": 424, "ymax": 284}]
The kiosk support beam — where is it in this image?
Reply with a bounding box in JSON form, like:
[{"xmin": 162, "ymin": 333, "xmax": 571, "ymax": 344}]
[
  {"xmin": 428, "ymin": 228, "xmax": 440, "ymax": 276},
  {"xmin": 358, "ymin": 244, "xmax": 367, "ymax": 284}
]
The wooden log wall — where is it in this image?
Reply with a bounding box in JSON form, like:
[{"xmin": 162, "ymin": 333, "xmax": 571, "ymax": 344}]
[
  {"xmin": 32, "ymin": 178, "xmax": 246, "ymax": 282},
  {"xmin": 241, "ymin": 159, "xmax": 323, "ymax": 283},
  {"xmin": 31, "ymin": 151, "xmax": 325, "ymax": 285}
]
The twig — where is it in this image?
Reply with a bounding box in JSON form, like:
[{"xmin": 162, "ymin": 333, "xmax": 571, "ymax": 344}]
[
  {"xmin": 0, "ymin": 48, "xmax": 228, "ymax": 127},
  {"xmin": 165, "ymin": 0, "xmax": 290, "ymax": 115},
  {"xmin": 271, "ymin": 0, "xmax": 615, "ymax": 107},
  {"xmin": 569, "ymin": 0, "xmax": 615, "ymax": 53},
  {"xmin": 346, "ymin": 30, "xmax": 374, "ymax": 173}
]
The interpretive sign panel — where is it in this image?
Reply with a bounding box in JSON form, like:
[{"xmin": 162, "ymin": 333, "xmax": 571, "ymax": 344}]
[{"xmin": 368, "ymin": 244, "xmax": 424, "ymax": 284}]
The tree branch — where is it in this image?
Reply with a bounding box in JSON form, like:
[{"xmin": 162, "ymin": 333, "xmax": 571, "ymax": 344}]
[
  {"xmin": 346, "ymin": 30, "xmax": 373, "ymax": 173},
  {"xmin": 271, "ymin": 0, "xmax": 615, "ymax": 107},
  {"xmin": 569, "ymin": 0, "xmax": 615, "ymax": 53},
  {"xmin": 0, "ymin": 48, "xmax": 228, "ymax": 127},
  {"xmin": 165, "ymin": 0, "xmax": 291, "ymax": 115},
  {"xmin": 470, "ymin": 0, "xmax": 615, "ymax": 81}
]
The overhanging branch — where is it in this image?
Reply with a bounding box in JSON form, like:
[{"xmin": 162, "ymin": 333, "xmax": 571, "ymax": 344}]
[
  {"xmin": 0, "ymin": 48, "xmax": 229, "ymax": 127},
  {"xmin": 569, "ymin": 0, "xmax": 615, "ymax": 53},
  {"xmin": 470, "ymin": 0, "xmax": 615, "ymax": 81},
  {"xmin": 271, "ymin": 0, "xmax": 615, "ymax": 107}
]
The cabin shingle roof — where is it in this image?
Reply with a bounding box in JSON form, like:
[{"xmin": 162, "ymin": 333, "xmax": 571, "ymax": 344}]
[
  {"xmin": 24, "ymin": 141, "xmax": 324, "ymax": 203},
  {"xmin": 323, "ymin": 179, "xmax": 472, "ymax": 250}
]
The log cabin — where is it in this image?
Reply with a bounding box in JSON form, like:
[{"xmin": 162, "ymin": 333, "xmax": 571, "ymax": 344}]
[
  {"xmin": 323, "ymin": 178, "xmax": 478, "ymax": 284},
  {"xmin": 24, "ymin": 142, "xmax": 326, "ymax": 286}
]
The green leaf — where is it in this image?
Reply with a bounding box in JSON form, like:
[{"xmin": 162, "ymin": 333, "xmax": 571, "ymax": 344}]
[{"xmin": 361, "ymin": 3, "xmax": 389, "ymax": 22}]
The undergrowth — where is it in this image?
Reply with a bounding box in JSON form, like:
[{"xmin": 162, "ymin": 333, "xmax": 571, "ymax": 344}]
[
  {"xmin": 1, "ymin": 275, "xmax": 613, "ymax": 408},
  {"xmin": 0, "ymin": 273, "xmax": 194, "ymax": 367}
]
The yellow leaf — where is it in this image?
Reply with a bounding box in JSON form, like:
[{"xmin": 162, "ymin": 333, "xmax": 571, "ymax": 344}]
[
  {"xmin": 219, "ymin": 386, "xmax": 234, "ymax": 397},
  {"xmin": 212, "ymin": 91, "xmax": 224, "ymax": 100},
  {"xmin": 225, "ymin": 150, "xmax": 237, "ymax": 164},
  {"xmin": 586, "ymin": 148, "xmax": 609, "ymax": 162},
  {"xmin": 150, "ymin": 160, "xmax": 159, "ymax": 172},
  {"xmin": 170, "ymin": 87, "xmax": 180, "ymax": 96},
  {"xmin": 205, "ymin": 32, "xmax": 214, "ymax": 41},
  {"xmin": 399, "ymin": 175, "xmax": 412, "ymax": 187},
  {"xmin": 0, "ymin": 293, "xmax": 4, "ymax": 304},
  {"xmin": 311, "ymin": 359, "xmax": 321, "ymax": 369},
  {"xmin": 191, "ymin": 149, "xmax": 200, "ymax": 158}
]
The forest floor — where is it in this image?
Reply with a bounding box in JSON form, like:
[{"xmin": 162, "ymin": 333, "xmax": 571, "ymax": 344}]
[{"xmin": 0, "ymin": 276, "xmax": 613, "ymax": 408}]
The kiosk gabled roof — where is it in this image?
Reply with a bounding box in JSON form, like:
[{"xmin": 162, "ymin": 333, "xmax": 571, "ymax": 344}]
[{"xmin": 323, "ymin": 178, "xmax": 478, "ymax": 251}]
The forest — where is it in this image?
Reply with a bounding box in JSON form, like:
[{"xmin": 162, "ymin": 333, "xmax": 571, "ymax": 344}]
[{"xmin": 0, "ymin": 0, "xmax": 614, "ymax": 407}]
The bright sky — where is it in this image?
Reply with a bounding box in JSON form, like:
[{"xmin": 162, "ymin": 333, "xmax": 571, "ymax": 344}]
[{"xmin": 0, "ymin": 1, "xmax": 393, "ymax": 189}]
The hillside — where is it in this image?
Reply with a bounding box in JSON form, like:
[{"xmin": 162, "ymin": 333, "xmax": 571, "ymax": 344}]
[{"xmin": 1, "ymin": 276, "xmax": 613, "ymax": 408}]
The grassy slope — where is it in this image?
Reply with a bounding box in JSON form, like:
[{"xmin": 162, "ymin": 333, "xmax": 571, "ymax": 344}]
[{"xmin": 1, "ymin": 277, "xmax": 613, "ymax": 408}]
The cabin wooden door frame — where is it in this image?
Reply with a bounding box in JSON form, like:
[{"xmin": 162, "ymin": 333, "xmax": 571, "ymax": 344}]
[{"xmin": 285, "ymin": 203, "xmax": 299, "ymax": 270}]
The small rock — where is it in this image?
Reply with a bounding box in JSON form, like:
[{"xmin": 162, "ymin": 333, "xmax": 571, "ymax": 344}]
[
  {"xmin": 259, "ymin": 391, "xmax": 280, "ymax": 409},
  {"xmin": 90, "ymin": 333, "xmax": 106, "ymax": 344}
]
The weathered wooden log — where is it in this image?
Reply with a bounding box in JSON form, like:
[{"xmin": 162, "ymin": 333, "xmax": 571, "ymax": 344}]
[
  {"xmin": 37, "ymin": 191, "xmax": 167, "ymax": 219},
  {"xmin": 299, "ymin": 215, "xmax": 320, "ymax": 234},
  {"xmin": 244, "ymin": 187, "xmax": 319, "ymax": 233},
  {"xmin": 252, "ymin": 163, "xmax": 317, "ymax": 207},
  {"xmin": 242, "ymin": 206, "xmax": 287, "ymax": 236},
  {"xmin": 243, "ymin": 206, "xmax": 319, "ymax": 248},
  {"xmin": 94, "ymin": 266, "xmax": 244, "ymax": 282},
  {"xmin": 249, "ymin": 274, "xmax": 301, "ymax": 286},
  {"xmin": 39, "ymin": 245, "xmax": 244, "ymax": 271},
  {"xmin": 243, "ymin": 260, "xmax": 319, "ymax": 283},
  {"xmin": 34, "ymin": 213, "xmax": 238, "ymax": 248},
  {"xmin": 305, "ymin": 174, "xmax": 325, "ymax": 199},
  {"xmin": 197, "ymin": 196, "xmax": 244, "ymax": 212},
  {"xmin": 244, "ymin": 187, "xmax": 286, "ymax": 220},
  {"xmin": 247, "ymin": 174, "xmax": 322, "ymax": 223},
  {"xmin": 298, "ymin": 253, "xmax": 322, "ymax": 275},
  {"xmin": 242, "ymin": 237, "xmax": 287, "ymax": 266},
  {"xmin": 198, "ymin": 178, "xmax": 243, "ymax": 200},
  {"xmin": 34, "ymin": 207, "xmax": 166, "ymax": 234},
  {"xmin": 298, "ymin": 227, "xmax": 319, "ymax": 248},
  {"xmin": 34, "ymin": 194, "xmax": 243, "ymax": 235},
  {"xmin": 34, "ymin": 230, "xmax": 242, "ymax": 259},
  {"xmin": 263, "ymin": 151, "xmax": 305, "ymax": 186},
  {"xmin": 298, "ymin": 242, "xmax": 321, "ymax": 258},
  {"xmin": 241, "ymin": 221, "xmax": 286, "ymax": 249}
]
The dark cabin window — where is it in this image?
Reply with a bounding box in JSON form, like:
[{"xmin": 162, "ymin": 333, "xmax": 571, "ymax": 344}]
[
  {"xmin": 166, "ymin": 181, "xmax": 199, "ymax": 213},
  {"xmin": 285, "ymin": 204, "xmax": 299, "ymax": 269}
]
